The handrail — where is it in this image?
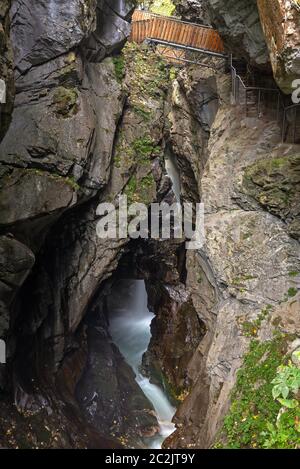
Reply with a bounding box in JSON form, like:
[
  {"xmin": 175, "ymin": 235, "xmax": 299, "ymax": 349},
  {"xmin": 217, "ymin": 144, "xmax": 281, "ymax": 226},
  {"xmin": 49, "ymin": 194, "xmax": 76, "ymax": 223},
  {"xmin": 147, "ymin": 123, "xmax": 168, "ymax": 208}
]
[
  {"xmin": 135, "ymin": 8, "xmax": 214, "ymax": 29},
  {"xmin": 131, "ymin": 13, "xmax": 299, "ymax": 144},
  {"xmin": 147, "ymin": 38, "xmax": 227, "ymax": 58},
  {"xmin": 230, "ymin": 55, "xmax": 300, "ymax": 144}
]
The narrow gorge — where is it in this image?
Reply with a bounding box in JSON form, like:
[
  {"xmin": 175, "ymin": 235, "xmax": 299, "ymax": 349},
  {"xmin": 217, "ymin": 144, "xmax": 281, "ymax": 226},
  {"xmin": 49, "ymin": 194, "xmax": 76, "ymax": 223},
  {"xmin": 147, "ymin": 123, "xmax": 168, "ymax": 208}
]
[{"xmin": 0, "ymin": 0, "xmax": 299, "ymax": 451}]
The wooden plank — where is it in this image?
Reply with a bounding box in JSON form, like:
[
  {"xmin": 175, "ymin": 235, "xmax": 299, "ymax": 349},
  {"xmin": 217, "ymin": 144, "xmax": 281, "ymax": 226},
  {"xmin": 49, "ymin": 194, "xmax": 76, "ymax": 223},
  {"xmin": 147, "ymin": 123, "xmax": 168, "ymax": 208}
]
[
  {"xmin": 194, "ymin": 27, "xmax": 203, "ymax": 49},
  {"xmin": 160, "ymin": 17, "xmax": 169, "ymax": 42},
  {"xmin": 130, "ymin": 10, "xmax": 226, "ymax": 55},
  {"xmin": 164, "ymin": 19, "xmax": 173, "ymax": 42},
  {"xmin": 182, "ymin": 24, "xmax": 189, "ymax": 46},
  {"xmin": 209, "ymin": 34, "xmax": 217, "ymax": 51}
]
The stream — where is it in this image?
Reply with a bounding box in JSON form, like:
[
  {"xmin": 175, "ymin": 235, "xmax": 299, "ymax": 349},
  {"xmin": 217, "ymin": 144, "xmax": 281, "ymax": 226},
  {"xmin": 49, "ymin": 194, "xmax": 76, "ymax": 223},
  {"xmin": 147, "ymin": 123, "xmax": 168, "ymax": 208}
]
[
  {"xmin": 108, "ymin": 279, "xmax": 176, "ymax": 449},
  {"xmin": 165, "ymin": 150, "xmax": 181, "ymax": 202}
]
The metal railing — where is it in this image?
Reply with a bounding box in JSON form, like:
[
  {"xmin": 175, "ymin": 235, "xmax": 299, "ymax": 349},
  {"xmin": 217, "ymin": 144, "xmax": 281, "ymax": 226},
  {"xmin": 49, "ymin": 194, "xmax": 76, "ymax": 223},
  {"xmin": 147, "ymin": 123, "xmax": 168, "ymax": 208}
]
[{"xmin": 230, "ymin": 56, "xmax": 300, "ymax": 144}]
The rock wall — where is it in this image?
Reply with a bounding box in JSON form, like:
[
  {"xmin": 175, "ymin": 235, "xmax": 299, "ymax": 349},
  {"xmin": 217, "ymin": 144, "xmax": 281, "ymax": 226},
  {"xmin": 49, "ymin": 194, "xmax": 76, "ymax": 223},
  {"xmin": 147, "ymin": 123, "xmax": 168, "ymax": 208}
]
[
  {"xmin": 0, "ymin": 0, "xmax": 299, "ymax": 450},
  {"xmin": 0, "ymin": 0, "xmax": 134, "ymax": 364},
  {"xmin": 257, "ymin": 0, "xmax": 300, "ymax": 93},
  {"xmin": 76, "ymin": 296, "xmax": 159, "ymax": 447},
  {"xmin": 173, "ymin": 0, "xmax": 210, "ymax": 24},
  {"xmin": 0, "ymin": 0, "xmax": 14, "ymax": 140},
  {"xmin": 0, "ymin": 0, "xmax": 139, "ymax": 449},
  {"xmin": 188, "ymin": 0, "xmax": 270, "ymax": 67},
  {"xmin": 175, "ymin": 0, "xmax": 300, "ymax": 93},
  {"xmin": 164, "ymin": 63, "xmax": 300, "ymax": 449}
]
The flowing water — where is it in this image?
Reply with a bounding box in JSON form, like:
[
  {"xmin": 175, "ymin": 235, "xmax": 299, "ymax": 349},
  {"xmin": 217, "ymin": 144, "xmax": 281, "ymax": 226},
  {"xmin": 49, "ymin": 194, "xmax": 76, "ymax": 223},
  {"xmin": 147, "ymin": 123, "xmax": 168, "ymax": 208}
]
[
  {"xmin": 165, "ymin": 151, "xmax": 181, "ymax": 202},
  {"xmin": 108, "ymin": 279, "xmax": 176, "ymax": 449}
]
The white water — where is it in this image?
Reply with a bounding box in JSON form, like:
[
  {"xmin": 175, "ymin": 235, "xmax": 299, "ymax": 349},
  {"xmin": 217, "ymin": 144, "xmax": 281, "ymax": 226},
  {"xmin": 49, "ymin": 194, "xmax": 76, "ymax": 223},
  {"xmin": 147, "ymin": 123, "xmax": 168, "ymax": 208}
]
[
  {"xmin": 108, "ymin": 279, "xmax": 176, "ymax": 449},
  {"xmin": 165, "ymin": 151, "xmax": 181, "ymax": 202}
]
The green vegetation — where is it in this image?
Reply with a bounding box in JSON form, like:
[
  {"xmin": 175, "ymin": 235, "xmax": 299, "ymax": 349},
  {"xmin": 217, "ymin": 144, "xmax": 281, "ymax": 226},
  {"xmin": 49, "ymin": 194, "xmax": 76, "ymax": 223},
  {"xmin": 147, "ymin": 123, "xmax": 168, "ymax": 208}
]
[
  {"xmin": 282, "ymin": 286, "xmax": 299, "ymax": 303},
  {"xmin": 124, "ymin": 172, "xmax": 155, "ymax": 205},
  {"xmin": 197, "ymin": 274, "xmax": 203, "ymax": 284},
  {"xmin": 145, "ymin": 0, "xmax": 176, "ymax": 16},
  {"xmin": 262, "ymin": 360, "xmax": 300, "ymax": 448},
  {"xmin": 216, "ymin": 333, "xmax": 300, "ymax": 449},
  {"xmin": 114, "ymin": 134, "xmax": 161, "ymax": 170},
  {"xmin": 270, "ymin": 158, "xmax": 286, "ymax": 169},
  {"xmin": 124, "ymin": 175, "xmax": 137, "ymax": 204},
  {"xmin": 52, "ymin": 86, "xmax": 79, "ymax": 118},
  {"xmin": 112, "ymin": 55, "xmax": 125, "ymax": 83},
  {"xmin": 287, "ymin": 287, "xmax": 298, "ymax": 298},
  {"xmin": 232, "ymin": 275, "xmax": 257, "ymax": 286},
  {"xmin": 133, "ymin": 105, "xmax": 152, "ymax": 121},
  {"xmin": 132, "ymin": 136, "xmax": 160, "ymax": 161},
  {"xmin": 242, "ymin": 155, "xmax": 300, "ymax": 223},
  {"xmin": 289, "ymin": 271, "xmax": 300, "ymax": 278},
  {"xmin": 25, "ymin": 169, "xmax": 80, "ymax": 191},
  {"xmin": 124, "ymin": 43, "xmax": 169, "ymax": 100},
  {"xmin": 241, "ymin": 305, "xmax": 272, "ymax": 338},
  {"xmin": 169, "ymin": 66, "xmax": 178, "ymax": 81},
  {"xmin": 112, "ymin": 44, "xmax": 171, "ymax": 207}
]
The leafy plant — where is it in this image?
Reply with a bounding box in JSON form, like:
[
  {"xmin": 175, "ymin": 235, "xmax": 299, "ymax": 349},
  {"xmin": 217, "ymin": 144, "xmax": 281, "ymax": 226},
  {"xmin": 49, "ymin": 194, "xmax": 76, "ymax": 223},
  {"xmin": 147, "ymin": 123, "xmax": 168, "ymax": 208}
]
[
  {"xmin": 272, "ymin": 363, "xmax": 300, "ymax": 401},
  {"xmin": 262, "ymin": 360, "xmax": 300, "ymax": 448},
  {"xmin": 216, "ymin": 337, "xmax": 300, "ymax": 449}
]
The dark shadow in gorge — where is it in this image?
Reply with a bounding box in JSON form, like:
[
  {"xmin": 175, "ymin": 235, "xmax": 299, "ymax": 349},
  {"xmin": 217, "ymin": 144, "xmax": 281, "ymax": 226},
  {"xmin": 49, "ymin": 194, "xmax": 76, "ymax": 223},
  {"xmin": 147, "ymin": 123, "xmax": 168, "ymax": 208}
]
[
  {"xmin": 7, "ymin": 189, "xmax": 206, "ymax": 447},
  {"xmin": 75, "ymin": 239, "xmax": 206, "ymax": 447}
]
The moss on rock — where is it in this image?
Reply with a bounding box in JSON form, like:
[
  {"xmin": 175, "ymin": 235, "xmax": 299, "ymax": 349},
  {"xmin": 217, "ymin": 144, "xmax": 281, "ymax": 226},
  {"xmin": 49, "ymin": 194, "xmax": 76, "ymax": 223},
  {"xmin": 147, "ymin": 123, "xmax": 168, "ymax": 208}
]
[
  {"xmin": 112, "ymin": 43, "xmax": 170, "ymax": 207},
  {"xmin": 52, "ymin": 86, "xmax": 79, "ymax": 118},
  {"xmin": 241, "ymin": 155, "xmax": 300, "ymax": 240},
  {"xmin": 112, "ymin": 54, "xmax": 125, "ymax": 83}
]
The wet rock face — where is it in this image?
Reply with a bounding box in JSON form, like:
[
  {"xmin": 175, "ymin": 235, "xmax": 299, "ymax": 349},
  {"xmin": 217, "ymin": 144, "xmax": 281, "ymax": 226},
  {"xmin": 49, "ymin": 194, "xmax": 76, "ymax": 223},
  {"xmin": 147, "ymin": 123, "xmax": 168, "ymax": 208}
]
[
  {"xmin": 83, "ymin": 0, "xmax": 135, "ymax": 61},
  {"xmin": 0, "ymin": 236, "xmax": 34, "ymax": 338},
  {"xmin": 0, "ymin": 57, "xmax": 124, "ymax": 197},
  {"xmin": 0, "ymin": 0, "xmax": 14, "ymax": 141},
  {"xmin": 144, "ymin": 283, "xmax": 205, "ymax": 402},
  {"xmin": 1, "ymin": 0, "xmax": 135, "ymax": 214},
  {"xmin": 9, "ymin": 1, "xmax": 135, "ymax": 74},
  {"xmin": 10, "ymin": 0, "xmax": 97, "ymax": 75},
  {"xmin": 0, "ymin": 0, "xmax": 136, "ymax": 447},
  {"xmin": 168, "ymin": 65, "xmax": 219, "ymax": 204},
  {"xmin": 200, "ymin": 0, "xmax": 270, "ymax": 67},
  {"xmin": 0, "ymin": 169, "xmax": 77, "ymax": 226},
  {"xmin": 77, "ymin": 308, "xmax": 159, "ymax": 445},
  {"xmin": 0, "ymin": 36, "xmax": 174, "ymax": 447},
  {"xmin": 257, "ymin": 0, "xmax": 300, "ymax": 93},
  {"xmin": 0, "ymin": 0, "xmax": 132, "ymax": 361}
]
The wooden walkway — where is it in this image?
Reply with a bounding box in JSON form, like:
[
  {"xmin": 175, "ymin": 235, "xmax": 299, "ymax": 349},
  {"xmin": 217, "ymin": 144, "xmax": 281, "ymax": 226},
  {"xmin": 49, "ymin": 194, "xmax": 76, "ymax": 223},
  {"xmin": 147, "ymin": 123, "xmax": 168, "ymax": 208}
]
[
  {"xmin": 129, "ymin": 11, "xmax": 299, "ymax": 143},
  {"xmin": 130, "ymin": 10, "xmax": 226, "ymax": 58}
]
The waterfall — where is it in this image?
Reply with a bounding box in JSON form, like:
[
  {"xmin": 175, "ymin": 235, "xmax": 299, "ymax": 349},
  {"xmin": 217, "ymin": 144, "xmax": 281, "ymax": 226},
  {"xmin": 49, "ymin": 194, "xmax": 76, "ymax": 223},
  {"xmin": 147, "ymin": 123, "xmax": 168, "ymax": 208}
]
[
  {"xmin": 165, "ymin": 151, "xmax": 181, "ymax": 202},
  {"xmin": 108, "ymin": 279, "xmax": 176, "ymax": 449}
]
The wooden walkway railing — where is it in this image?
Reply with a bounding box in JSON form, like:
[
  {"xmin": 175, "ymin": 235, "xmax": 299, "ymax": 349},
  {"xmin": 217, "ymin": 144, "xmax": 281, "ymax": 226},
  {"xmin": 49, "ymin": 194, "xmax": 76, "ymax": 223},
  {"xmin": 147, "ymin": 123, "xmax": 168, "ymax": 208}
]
[
  {"xmin": 130, "ymin": 10, "xmax": 226, "ymax": 58},
  {"xmin": 230, "ymin": 57, "xmax": 300, "ymax": 144},
  {"xmin": 129, "ymin": 10, "xmax": 299, "ymax": 144}
]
